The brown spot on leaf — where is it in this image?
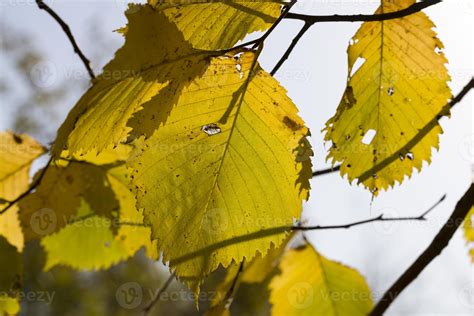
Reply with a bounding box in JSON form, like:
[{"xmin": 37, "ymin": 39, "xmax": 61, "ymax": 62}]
[{"xmin": 283, "ymin": 116, "xmax": 302, "ymax": 131}]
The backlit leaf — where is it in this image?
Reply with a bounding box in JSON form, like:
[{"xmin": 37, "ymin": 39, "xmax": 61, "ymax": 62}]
[
  {"xmin": 53, "ymin": 2, "xmax": 283, "ymax": 156},
  {"xmin": 0, "ymin": 131, "xmax": 45, "ymax": 202},
  {"xmin": 147, "ymin": 0, "xmax": 282, "ymax": 50},
  {"xmin": 40, "ymin": 164, "xmax": 157, "ymax": 271},
  {"xmin": 269, "ymin": 244, "xmax": 373, "ymax": 316},
  {"xmin": 324, "ymin": 0, "xmax": 451, "ymax": 194},
  {"xmin": 129, "ymin": 51, "xmax": 312, "ymax": 293}
]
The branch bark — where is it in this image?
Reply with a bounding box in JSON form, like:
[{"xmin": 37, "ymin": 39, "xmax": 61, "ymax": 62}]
[
  {"xmin": 370, "ymin": 184, "xmax": 474, "ymax": 316},
  {"xmin": 272, "ymin": 0, "xmax": 442, "ymax": 75},
  {"xmin": 35, "ymin": 0, "xmax": 95, "ymax": 80},
  {"xmin": 286, "ymin": 0, "xmax": 442, "ymax": 24}
]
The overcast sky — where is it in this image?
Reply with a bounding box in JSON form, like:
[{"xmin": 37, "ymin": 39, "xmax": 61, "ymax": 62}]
[{"xmin": 0, "ymin": 1, "xmax": 473, "ymax": 315}]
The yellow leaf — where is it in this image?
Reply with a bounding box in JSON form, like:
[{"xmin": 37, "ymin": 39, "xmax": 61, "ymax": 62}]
[
  {"xmin": 19, "ymin": 159, "xmax": 120, "ymax": 241},
  {"xmin": 0, "ymin": 131, "xmax": 45, "ymax": 201},
  {"xmin": 206, "ymin": 238, "xmax": 290, "ymax": 315},
  {"xmin": 269, "ymin": 244, "xmax": 373, "ymax": 316},
  {"xmin": 147, "ymin": 0, "xmax": 282, "ymax": 50},
  {"xmin": 0, "ymin": 207, "xmax": 23, "ymax": 252},
  {"xmin": 54, "ymin": 2, "xmax": 282, "ymax": 156},
  {"xmin": 0, "ymin": 131, "xmax": 44, "ymax": 252},
  {"xmin": 40, "ymin": 171, "xmax": 157, "ymax": 270},
  {"xmin": 0, "ymin": 296, "xmax": 19, "ymax": 316},
  {"xmin": 324, "ymin": 0, "xmax": 451, "ymax": 194},
  {"xmin": 464, "ymin": 207, "xmax": 474, "ymax": 263},
  {"xmin": 0, "ymin": 236, "xmax": 22, "ymax": 315},
  {"xmin": 129, "ymin": 51, "xmax": 312, "ymax": 293}
]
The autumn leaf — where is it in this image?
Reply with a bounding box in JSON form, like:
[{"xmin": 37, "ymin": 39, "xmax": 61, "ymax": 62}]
[
  {"xmin": 324, "ymin": 0, "xmax": 451, "ymax": 194},
  {"xmin": 53, "ymin": 2, "xmax": 284, "ymax": 156},
  {"xmin": 129, "ymin": 51, "xmax": 312, "ymax": 293},
  {"xmin": 147, "ymin": 0, "xmax": 282, "ymax": 50},
  {"xmin": 0, "ymin": 131, "xmax": 45, "ymax": 203},
  {"xmin": 0, "ymin": 236, "xmax": 22, "ymax": 315},
  {"xmin": 0, "ymin": 131, "xmax": 45, "ymax": 251},
  {"xmin": 269, "ymin": 244, "xmax": 373, "ymax": 316}
]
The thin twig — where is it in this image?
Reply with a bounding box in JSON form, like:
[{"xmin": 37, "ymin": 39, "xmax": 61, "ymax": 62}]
[
  {"xmin": 222, "ymin": 0, "xmax": 297, "ymax": 53},
  {"xmin": 292, "ymin": 194, "xmax": 445, "ymax": 231},
  {"xmin": 223, "ymin": 261, "xmax": 244, "ymax": 302},
  {"xmin": 272, "ymin": 0, "xmax": 442, "ymax": 75},
  {"xmin": 143, "ymin": 271, "xmax": 176, "ymax": 315},
  {"xmin": 0, "ymin": 156, "xmax": 53, "ymax": 215},
  {"xmin": 35, "ymin": 0, "xmax": 95, "ymax": 80},
  {"xmin": 312, "ymin": 165, "xmax": 341, "ymax": 177},
  {"xmin": 271, "ymin": 21, "xmax": 310, "ymax": 75},
  {"xmin": 370, "ymin": 184, "xmax": 474, "ymax": 316},
  {"xmin": 286, "ymin": 0, "xmax": 442, "ymax": 24}
]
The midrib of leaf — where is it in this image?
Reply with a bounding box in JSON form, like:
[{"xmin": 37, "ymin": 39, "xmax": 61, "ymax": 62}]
[
  {"xmin": 373, "ymin": 1, "xmax": 385, "ymax": 191},
  {"xmin": 198, "ymin": 51, "xmax": 261, "ymax": 233}
]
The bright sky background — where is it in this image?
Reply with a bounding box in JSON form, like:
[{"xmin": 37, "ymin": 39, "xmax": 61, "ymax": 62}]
[{"xmin": 1, "ymin": 0, "xmax": 473, "ymax": 315}]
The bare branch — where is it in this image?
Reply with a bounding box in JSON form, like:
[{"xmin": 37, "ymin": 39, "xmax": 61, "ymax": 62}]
[
  {"xmin": 35, "ymin": 0, "xmax": 95, "ymax": 80},
  {"xmin": 272, "ymin": 0, "xmax": 442, "ymax": 75},
  {"xmin": 224, "ymin": 0, "xmax": 297, "ymax": 52},
  {"xmin": 312, "ymin": 165, "xmax": 341, "ymax": 177},
  {"xmin": 286, "ymin": 0, "xmax": 442, "ymax": 24},
  {"xmin": 292, "ymin": 194, "xmax": 445, "ymax": 231},
  {"xmin": 143, "ymin": 271, "xmax": 176, "ymax": 315},
  {"xmin": 370, "ymin": 184, "xmax": 474, "ymax": 316},
  {"xmin": 271, "ymin": 21, "xmax": 310, "ymax": 75}
]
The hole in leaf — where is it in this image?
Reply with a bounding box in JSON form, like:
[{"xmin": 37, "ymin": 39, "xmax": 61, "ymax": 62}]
[
  {"xmin": 350, "ymin": 57, "xmax": 365, "ymax": 77},
  {"xmin": 202, "ymin": 123, "xmax": 221, "ymax": 136},
  {"xmin": 361, "ymin": 129, "xmax": 377, "ymax": 145}
]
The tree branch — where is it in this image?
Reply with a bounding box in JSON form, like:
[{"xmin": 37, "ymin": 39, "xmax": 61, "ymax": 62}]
[
  {"xmin": 286, "ymin": 0, "xmax": 442, "ymax": 24},
  {"xmin": 143, "ymin": 271, "xmax": 176, "ymax": 315},
  {"xmin": 292, "ymin": 194, "xmax": 445, "ymax": 231},
  {"xmin": 271, "ymin": 0, "xmax": 442, "ymax": 75},
  {"xmin": 224, "ymin": 0, "xmax": 297, "ymax": 52},
  {"xmin": 35, "ymin": 0, "xmax": 95, "ymax": 80},
  {"xmin": 370, "ymin": 184, "xmax": 474, "ymax": 316},
  {"xmin": 312, "ymin": 165, "xmax": 341, "ymax": 177}
]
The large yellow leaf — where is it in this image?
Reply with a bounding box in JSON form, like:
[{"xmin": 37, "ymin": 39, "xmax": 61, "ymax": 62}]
[
  {"xmin": 148, "ymin": 0, "xmax": 282, "ymax": 50},
  {"xmin": 269, "ymin": 244, "xmax": 373, "ymax": 316},
  {"xmin": 53, "ymin": 2, "xmax": 283, "ymax": 156},
  {"xmin": 324, "ymin": 0, "xmax": 451, "ymax": 194},
  {"xmin": 0, "ymin": 131, "xmax": 45, "ymax": 202},
  {"xmin": 129, "ymin": 50, "xmax": 312, "ymax": 293},
  {"xmin": 464, "ymin": 207, "xmax": 474, "ymax": 263}
]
